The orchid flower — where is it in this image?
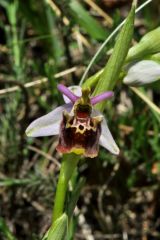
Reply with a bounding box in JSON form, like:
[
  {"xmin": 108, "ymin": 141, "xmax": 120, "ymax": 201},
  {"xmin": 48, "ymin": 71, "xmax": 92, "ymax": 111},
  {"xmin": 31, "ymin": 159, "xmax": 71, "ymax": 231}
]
[{"xmin": 26, "ymin": 84, "xmax": 120, "ymax": 158}]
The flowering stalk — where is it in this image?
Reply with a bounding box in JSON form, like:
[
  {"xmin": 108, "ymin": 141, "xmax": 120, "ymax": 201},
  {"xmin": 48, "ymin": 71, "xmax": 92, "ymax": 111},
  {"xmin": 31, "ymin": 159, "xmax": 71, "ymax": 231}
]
[
  {"xmin": 52, "ymin": 153, "xmax": 79, "ymax": 223},
  {"xmin": 25, "ymin": 1, "xmax": 138, "ymax": 237},
  {"xmin": 26, "ymin": 84, "xmax": 119, "ymax": 233}
]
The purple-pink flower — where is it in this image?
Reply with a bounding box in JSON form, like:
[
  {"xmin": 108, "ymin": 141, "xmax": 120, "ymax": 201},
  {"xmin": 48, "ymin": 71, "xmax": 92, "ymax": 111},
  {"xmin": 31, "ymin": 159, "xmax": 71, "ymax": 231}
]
[{"xmin": 26, "ymin": 84, "xmax": 119, "ymax": 158}]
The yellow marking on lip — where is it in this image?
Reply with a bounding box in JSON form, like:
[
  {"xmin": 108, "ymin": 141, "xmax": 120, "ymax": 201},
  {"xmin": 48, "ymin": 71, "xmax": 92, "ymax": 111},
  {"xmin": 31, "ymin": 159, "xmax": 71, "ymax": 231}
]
[{"xmin": 71, "ymin": 147, "xmax": 85, "ymax": 155}]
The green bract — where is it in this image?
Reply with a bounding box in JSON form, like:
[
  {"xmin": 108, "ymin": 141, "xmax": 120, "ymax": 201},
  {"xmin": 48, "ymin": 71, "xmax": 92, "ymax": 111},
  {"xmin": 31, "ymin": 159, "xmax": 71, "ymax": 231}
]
[
  {"xmin": 93, "ymin": 1, "xmax": 136, "ymax": 111},
  {"xmin": 42, "ymin": 213, "xmax": 68, "ymax": 240}
]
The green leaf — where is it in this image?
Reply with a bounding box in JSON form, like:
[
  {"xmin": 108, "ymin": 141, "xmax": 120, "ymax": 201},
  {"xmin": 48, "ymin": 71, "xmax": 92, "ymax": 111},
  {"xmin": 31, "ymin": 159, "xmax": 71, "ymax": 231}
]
[
  {"xmin": 93, "ymin": 1, "xmax": 136, "ymax": 111},
  {"xmin": 83, "ymin": 68, "xmax": 103, "ymax": 88},
  {"xmin": 42, "ymin": 214, "xmax": 68, "ymax": 240},
  {"xmin": 126, "ymin": 27, "xmax": 160, "ymax": 63},
  {"xmin": 69, "ymin": 0, "xmax": 108, "ymax": 40},
  {"xmin": 67, "ymin": 177, "xmax": 85, "ymax": 219},
  {"xmin": 0, "ymin": 177, "xmax": 37, "ymax": 187},
  {"xmin": 0, "ymin": 0, "xmax": 9, "ymax": 8},
  {"xmin": 0, "ymin": 218, "xmax": 17, "ymax": 240},
  {"xmin": 43, "ymin": 0, "xmax": 62, "ymax": 62},
  {"xmin": 19, "ymin": 1, "xmax": 62, "ymax": 62},
  {"xmin": 66, "ymin": 176, "xmax": 85, "ymax": 240},
  {"xmin": 148, "ymin": 53, "xmax": 160, "ymax": 63}
]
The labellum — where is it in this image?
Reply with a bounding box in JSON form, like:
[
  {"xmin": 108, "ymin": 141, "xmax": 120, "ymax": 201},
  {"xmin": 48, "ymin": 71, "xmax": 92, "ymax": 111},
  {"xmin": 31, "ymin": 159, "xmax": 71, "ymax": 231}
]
[{"xmin": 57, "ymin": 88, "xmax": 102, "ymax": 158}]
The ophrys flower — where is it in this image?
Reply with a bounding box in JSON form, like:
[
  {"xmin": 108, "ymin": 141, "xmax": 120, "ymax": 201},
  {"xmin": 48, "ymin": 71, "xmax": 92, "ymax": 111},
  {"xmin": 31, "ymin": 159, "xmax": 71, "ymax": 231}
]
[{"xmin": 26, "ymin": 85, "xmax": 120, "ymax": 158}]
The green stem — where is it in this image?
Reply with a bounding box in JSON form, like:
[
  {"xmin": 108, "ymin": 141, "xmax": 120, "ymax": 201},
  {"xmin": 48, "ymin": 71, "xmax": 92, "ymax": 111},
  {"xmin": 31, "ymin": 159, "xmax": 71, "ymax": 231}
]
[
  {"xmin": 52, "ymin": 153, "xmax": 79, "ymax": 223},
  {"xmin": 11, "ymin": 0, "xmax": 21, "ymax": 76}
]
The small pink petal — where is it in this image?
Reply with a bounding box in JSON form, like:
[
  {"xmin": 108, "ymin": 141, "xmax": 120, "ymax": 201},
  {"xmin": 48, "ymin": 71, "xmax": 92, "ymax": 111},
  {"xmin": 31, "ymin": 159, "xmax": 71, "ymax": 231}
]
[
  {"xmin": 63, "ymin": 86, "xmax": 82, "ymax": 103},
  {"xmin": 57, "ymin": 84, "xmax": 78, "ymax": 103},
  {"xmin": 91, "ymin": 91, "xmax": 114, "ymax": 105}
]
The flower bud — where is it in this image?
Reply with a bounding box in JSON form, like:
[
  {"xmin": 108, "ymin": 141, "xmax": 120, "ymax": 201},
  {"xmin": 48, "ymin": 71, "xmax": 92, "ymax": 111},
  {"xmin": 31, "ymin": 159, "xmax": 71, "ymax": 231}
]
[
  {"xmin": 126, "ymin": 27, "xmax": 160, "ymax": 63},
  {"xmin": 123, "ymin": 60, "xmax": 160, "ymax": 86}
]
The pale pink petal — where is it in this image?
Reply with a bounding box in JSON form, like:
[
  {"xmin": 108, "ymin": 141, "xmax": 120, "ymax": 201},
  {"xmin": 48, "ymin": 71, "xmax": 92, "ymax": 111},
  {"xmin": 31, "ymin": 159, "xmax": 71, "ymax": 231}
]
[
  {"xmin": 100, "ymin": 118, "xmax": 120, "ymax": 155},
  {"xmin": 26, "ymin": 103, "xmax": 72, "ymax": 137},
  {"xmin": 92, "ymin": 109, "xmax": 119, "ymax": 155}
]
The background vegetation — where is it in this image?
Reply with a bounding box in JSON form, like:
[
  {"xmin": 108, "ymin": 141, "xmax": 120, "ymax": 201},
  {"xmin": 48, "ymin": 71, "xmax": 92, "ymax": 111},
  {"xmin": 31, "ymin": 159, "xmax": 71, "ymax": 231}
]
[{"xmin": 0, "ymin": 0, "xmax": 160, "ymax": 239}]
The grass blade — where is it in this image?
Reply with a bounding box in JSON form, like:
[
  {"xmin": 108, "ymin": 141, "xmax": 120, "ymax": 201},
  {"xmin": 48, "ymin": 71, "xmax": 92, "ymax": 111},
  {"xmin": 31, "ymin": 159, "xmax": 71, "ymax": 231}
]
[{"xmin": 69, "ymin": 0, "xmax": 108, "ymax": 40}]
